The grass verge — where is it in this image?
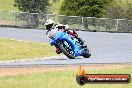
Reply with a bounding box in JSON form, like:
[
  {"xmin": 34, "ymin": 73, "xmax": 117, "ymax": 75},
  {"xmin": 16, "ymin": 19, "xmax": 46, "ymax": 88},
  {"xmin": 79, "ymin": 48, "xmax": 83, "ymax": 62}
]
[
  {"xmin": 0, "ymin": 0, "xmax": 18, "ymax": 11},
  {"xmin": 0, "ymin": 64, "xmax": 131, "ymax": 88},
  {"xmin": 0, "ymin": 37, "xmax": 58, "ymax": 61}
]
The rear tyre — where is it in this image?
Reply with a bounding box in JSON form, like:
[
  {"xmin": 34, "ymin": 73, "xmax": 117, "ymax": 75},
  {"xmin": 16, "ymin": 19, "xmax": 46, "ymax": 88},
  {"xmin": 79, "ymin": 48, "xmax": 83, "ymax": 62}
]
[{"xmin": 59, "ymin": 44, "xmax": 75, "ymax": 59}]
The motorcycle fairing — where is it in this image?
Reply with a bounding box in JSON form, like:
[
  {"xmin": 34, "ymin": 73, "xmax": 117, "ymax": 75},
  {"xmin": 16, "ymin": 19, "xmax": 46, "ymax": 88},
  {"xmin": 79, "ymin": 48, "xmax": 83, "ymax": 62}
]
[{"xmin": 50, "ymin": 31, "xmax": 85, "ymax": 57}]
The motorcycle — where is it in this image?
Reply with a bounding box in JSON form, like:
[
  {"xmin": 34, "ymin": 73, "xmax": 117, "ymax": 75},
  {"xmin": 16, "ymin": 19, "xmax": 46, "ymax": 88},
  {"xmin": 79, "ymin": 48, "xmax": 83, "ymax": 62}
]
[{"xmin": 47, "ymin": 29, "xmax": 91, "ymax": 59}]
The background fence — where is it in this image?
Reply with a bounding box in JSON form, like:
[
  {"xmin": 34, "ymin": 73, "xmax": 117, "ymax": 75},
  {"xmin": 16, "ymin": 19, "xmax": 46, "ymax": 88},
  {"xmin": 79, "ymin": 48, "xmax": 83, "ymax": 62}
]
[{"xmin": 0, "ymin": 11, "xmax": 132, "ymax": 32}]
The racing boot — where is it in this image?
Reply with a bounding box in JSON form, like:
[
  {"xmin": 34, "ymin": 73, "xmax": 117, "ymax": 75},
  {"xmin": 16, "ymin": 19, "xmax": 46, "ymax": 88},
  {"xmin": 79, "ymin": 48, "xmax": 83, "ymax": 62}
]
[{"xmin": 56, "ymin": 48, "xmax": 62, "ymax": 54}]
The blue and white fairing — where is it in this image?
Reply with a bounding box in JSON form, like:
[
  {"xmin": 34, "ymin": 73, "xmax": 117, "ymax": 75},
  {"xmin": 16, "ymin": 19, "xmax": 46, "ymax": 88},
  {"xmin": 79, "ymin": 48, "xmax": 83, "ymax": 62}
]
[{"xmin": 47, "ymin": 29, "xmax": 86, "ymax": 57}]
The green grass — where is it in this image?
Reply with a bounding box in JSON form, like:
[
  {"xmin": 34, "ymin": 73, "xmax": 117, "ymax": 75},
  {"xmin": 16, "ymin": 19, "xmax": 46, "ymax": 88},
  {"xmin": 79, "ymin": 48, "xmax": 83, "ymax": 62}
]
[
  {"xmin": 0, "ymin": 37, "xmax": 58, "ymax": 61},
  {"xmin": 0, "ymin": 0, "xmax": 63, "ymax": 14},
  {"xmin": 49, "ymin": 0, "xmax": 64, "ymax": 14},
  {"xmin": 0, "ymin": 0, "xmax": 18, "ymax": 11},
  {"xmin": 0, "ymin": 11, "xmax": 15, "ymax": 20},
  {"xmin": 0, "ymin": 66, "xmax": 131, "ymax": 88},
  {"xmin": 0, "ymin": 0, "xmax": 17, "ymax": 20}
]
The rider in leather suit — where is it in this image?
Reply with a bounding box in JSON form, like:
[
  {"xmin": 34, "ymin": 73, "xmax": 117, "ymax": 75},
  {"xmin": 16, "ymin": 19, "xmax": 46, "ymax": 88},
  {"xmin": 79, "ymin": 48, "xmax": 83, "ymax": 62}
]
[{"xmin": 45, "ymin": 19, "xmax": 86, "ymax": 54}]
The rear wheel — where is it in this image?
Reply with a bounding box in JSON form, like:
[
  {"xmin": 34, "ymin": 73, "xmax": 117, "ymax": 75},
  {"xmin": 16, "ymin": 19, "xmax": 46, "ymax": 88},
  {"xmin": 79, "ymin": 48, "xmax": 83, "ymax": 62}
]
[{"xmin": 59, "ymin": 43, "xmax": 75, "ymax": 59}]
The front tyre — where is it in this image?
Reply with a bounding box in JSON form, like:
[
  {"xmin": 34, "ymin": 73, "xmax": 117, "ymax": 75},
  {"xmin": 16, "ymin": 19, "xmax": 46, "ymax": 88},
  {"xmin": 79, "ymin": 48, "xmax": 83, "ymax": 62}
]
[
  {"xmin": 83, "ymin": 49, "xmax": 91, "ymax": 58},
  {"xmin": 59, "ymin": 44, "xmax": 75, "ymax": 59}
]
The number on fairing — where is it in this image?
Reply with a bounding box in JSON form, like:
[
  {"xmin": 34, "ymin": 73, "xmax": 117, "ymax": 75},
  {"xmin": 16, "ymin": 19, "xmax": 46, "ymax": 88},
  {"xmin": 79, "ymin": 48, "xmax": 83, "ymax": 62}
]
[{"xmin": 74, "ymin": 38, "xmax": 78, "ymax": 45}]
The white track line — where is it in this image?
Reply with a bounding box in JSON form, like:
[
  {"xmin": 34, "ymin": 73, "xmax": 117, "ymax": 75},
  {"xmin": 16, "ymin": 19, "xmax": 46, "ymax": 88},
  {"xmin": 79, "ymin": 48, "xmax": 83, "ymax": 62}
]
[{"xmin": 0, "ymin": 55, "xmax": 66, "ymax": 64}]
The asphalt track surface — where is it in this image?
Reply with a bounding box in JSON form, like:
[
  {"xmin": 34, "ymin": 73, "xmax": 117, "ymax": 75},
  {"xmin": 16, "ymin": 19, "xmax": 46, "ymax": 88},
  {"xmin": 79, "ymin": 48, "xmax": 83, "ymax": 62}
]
[{"xmin": 0, "ymin": 28, "xmax": 132, "ymax": 66}]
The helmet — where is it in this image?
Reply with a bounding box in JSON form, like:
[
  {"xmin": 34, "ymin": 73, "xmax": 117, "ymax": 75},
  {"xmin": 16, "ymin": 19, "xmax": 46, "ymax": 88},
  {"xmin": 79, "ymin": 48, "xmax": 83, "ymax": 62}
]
[
  {"xmin": 45, "ymin": 19, "xmax": 54, "ymax": 26},
  {"xmin": 45, "ymin": 19, "xmax": 54, "ymax": 30},
  {"xmin": 64, "ymin": 25, "xmax": 69, "ymax": 29}
]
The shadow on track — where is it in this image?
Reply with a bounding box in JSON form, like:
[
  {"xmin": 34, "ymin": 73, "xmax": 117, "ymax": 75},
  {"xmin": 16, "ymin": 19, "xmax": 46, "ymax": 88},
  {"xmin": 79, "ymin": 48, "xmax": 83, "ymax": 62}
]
[{"xmin": 44, "ymin": 57, "xmax": 85, "ymax": 61}]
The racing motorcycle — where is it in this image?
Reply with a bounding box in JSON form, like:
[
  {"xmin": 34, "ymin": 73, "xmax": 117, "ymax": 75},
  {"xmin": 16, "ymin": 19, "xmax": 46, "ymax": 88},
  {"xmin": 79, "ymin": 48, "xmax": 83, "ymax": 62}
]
[{"xmin": 47, "ymin": 29, "xmax": 91, "ymax": 59}]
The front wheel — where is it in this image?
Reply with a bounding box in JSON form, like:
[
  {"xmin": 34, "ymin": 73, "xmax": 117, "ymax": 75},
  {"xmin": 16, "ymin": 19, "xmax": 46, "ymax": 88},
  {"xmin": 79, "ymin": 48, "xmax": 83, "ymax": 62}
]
[
  {"xmin": 83, "ymin": 49, "xmax": 91, "ymax": 58},
  {"xmin": 59, "ymin": 44, "xmax": 75, "ymax": 59}
]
